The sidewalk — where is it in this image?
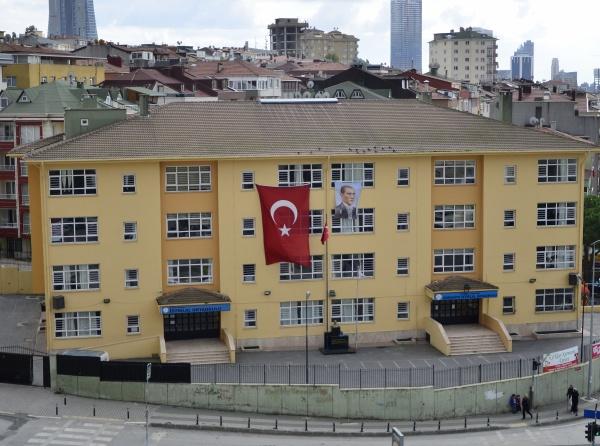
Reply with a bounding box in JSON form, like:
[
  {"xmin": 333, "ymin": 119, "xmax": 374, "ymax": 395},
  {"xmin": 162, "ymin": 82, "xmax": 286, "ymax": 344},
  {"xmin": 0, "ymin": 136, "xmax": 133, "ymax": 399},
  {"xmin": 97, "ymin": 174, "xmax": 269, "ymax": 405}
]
[{"xmin": 0, "ymin": 383, "xmax": 594, "ymax": 437}]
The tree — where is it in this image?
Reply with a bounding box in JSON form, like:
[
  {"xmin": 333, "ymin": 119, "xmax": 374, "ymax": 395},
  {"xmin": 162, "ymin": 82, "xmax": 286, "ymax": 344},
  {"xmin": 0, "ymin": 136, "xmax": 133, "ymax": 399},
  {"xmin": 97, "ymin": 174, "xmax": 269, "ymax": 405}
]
[
  {"xmin": 325, "ymin": 53, "xmax": 339, "ymax": 63},
  {"xmin": 583, "ymin": 195, "xmax": 600, "ymax": 281}
]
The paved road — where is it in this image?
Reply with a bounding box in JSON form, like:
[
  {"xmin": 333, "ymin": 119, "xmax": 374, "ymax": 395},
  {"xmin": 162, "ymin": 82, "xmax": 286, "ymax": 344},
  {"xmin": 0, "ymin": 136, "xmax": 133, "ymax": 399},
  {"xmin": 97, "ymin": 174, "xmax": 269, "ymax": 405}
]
[{"xmin": 0, "ymin": 294, "xmax": 43, "ymax": 350}]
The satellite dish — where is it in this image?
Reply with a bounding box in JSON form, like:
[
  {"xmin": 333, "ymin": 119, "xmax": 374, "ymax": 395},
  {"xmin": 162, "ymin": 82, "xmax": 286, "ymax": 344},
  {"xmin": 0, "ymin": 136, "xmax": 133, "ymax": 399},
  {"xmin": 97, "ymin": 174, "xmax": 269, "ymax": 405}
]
[
  {"xmin": 307, "ymin": 80, "xmax": 315, "ymax": 89},
  {"xmin": 302, "ymin": 91, "xmax": 312, "ymax": 98},
  {"xmin": 529, "ymin": 117, "xmax": 539, "ymax": 126},
  {"xmin": 322, "ymin": 91, "xmax": 330, "ymax": 98}
]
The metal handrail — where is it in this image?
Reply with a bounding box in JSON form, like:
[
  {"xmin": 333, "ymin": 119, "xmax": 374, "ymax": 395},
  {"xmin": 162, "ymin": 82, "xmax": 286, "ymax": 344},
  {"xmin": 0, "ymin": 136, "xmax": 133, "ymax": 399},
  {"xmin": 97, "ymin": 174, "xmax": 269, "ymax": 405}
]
[
  {"xmin": 0, "ymin": 165, "xmax": 15, "ymax": 171},
  {"xmin": 0, "ymin": 194, "xmax": 16, "ymax": 200}
]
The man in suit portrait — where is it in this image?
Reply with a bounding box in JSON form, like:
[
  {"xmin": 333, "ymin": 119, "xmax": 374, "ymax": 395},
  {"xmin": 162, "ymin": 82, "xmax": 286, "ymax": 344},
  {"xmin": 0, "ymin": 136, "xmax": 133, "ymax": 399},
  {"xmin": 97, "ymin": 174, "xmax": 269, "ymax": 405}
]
[{"xmin": 335, "ymin": 184, "xmax": 358, "ymax": 220}]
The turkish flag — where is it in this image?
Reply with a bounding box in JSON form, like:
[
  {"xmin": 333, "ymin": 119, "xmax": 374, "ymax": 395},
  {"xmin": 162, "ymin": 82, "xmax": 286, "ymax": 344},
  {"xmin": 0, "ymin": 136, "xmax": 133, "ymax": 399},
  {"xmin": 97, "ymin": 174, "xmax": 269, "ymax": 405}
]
[{"xmin": 256, "ymin": 185, "xmax": 311, "ymax": 267}]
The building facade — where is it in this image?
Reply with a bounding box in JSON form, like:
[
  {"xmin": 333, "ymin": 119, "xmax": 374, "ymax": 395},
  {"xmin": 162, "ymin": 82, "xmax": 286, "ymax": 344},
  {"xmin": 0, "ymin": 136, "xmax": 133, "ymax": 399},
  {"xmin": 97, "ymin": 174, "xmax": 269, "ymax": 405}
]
[
  {"xmin": 390, "ymin": 0, "xmax": 422, "ymax": 71},
  {"xmin": 19, "ymin": 100, "xmax": 592, "ymax": 360},
  {"xmin": 48, "ymin": 0, "xmax": 98, "ymax": 40},
  {"xmin": 300, "ymin": 30, "xmax": 359, "ymax": 65},
  {"xmin": 551, "ymin": 58, "xmax": 560, "ymax": 80},
  {"xmin": 511, "ymin": 40, "xmax": 534, "ymax": 81},
  {"xmin": 429, "ymin": 27, "xmax": 497, "ymax": 84},
  {"xmin": 269, "ymin": 18, "xmax": 308, "ymax": 58}
]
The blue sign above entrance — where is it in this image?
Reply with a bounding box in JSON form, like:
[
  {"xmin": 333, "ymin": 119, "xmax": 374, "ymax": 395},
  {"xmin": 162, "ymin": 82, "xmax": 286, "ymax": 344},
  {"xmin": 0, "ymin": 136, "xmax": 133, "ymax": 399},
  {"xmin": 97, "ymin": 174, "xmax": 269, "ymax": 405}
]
[
  {"xmin": 160, "ymin": 303, "xmax": 231, "ymax": 315},
  {"xmin": 432, "ymin": 290, "xmax": 498, "ymax": 301}
]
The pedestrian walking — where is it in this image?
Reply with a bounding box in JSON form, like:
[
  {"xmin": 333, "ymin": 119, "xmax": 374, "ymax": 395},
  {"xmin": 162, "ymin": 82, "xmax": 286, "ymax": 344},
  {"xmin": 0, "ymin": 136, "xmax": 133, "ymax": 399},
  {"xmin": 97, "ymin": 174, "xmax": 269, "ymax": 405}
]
[
  {"xmin": 567, "ymin": 384, "xmax": 574, "ymax": 411},
  {"xmin": 509, "ymin": 394, "xmax": 518, "ymax": 414},
  {"xmin": 571, "ymin": 388, "xmax": 579, "ymax": 416},
  {"xmin": 522, "ymin": 395, "xmax": 533, "ymax": 420}
]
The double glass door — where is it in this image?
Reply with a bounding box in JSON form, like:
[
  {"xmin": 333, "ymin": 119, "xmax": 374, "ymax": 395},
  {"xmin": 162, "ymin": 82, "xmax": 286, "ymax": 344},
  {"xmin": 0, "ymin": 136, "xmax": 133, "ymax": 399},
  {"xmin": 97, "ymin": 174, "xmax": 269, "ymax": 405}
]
[
  {"xmin": 163, "ymin": 311, "xmax": 220, "ymax": 341},
  {"xmin": 431, "ymin": 299, "xmax": 480, "ymax": 325}
]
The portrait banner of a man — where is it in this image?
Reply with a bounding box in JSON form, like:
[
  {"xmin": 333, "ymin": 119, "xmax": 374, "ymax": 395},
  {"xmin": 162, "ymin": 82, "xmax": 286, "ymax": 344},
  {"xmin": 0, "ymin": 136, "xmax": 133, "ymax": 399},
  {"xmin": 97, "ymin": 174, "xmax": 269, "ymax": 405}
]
[{"xmin": 334, "ymin": 181, "xmax": 362, "ymax": 222}]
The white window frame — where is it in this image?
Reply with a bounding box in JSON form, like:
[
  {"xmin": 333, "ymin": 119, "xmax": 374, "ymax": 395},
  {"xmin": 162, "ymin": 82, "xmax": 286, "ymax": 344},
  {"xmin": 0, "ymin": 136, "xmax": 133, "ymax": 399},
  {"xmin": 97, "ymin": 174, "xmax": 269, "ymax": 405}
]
[
  {"xmin": 241, "ymin": 171, "xmax": 255, "ymax": 190},
  {"xmin": 55, "ymin": 311, "xmax": 101, "ymax": 338},
  {"xmin": 280, "ymin": 300, "xmax": 324, "ymax": 326},
  {"xmin": 503, "ymin": 253, "xmax": 515, "ymax": 271},
  {"xmin": 502, "ymin": 296, "xmax": 515, "ymax": 315},
  {"xmin": 536, "ymin": 245, "xmax": 576, "ymax": 270},
  {"xmin": 52, "ymin": 264, "xmax": 100, "ymax": 291},
  {"xmin": 538, "ymin": 159, "xmax": 577, "ymax": 183},
  {"xmin": 242, "ymin": 218, "xmax": 255, "ymax": 237},
  {"xmin": 125, "ymin": 269, "xmax": 139, "ymax": 288},
  {"xmin": 280, "ymin": 256, "xmax": 323, "ymax": 281},
  {"xmin": 397, "ymin": 213, "xmax": 409, "ymax": 231},
  {"xmin": 503, "ymin": 210, "xmax": 516, "ymax": 228},
  {"xmin": 504, "ymin": 165, "xmax": 516, "ymax": 184},
  {"xmin": 331, "ymin": 208, "xmax": 374, "ymax": 234},
  {"xmin": 397, "ymin": 168, "xmax": 410, "ymax": 186},
  {"xmin": 434, "ymin": 204, "xmax": 475, "ymax": 229},
  {"xmin": 331, "ymin": 298, "xmax": 374, "ymax": 323},
  {"xmin": 278, "ymin": 164, "xmax": 323, "ymax": 188},
  {"xmin": 49, "ymin": 169, "xmax": 97, "ymax": 196},
  {"xmin": 126, "ymin": 315, "xmax": 140, "ymax": 334},
  {"xmin": 309, "ymin": 210, "xmax": 323, "ymax": 235},
  {"xmin": 397, "ymin": 302, "xmax": 410, "ymax": 320},
  {"xmin": 434, "ymin": 160, "xmax": 476, "ymax": 185},
  {"xmin": 244, "ymin": 309, "xmax": 257, "ymax": 328},
  {"xmin": 433, "ymin": 248, "xmax": 474, "ymax": 273},
  {"xmin": 331, "ymin": 253, "xmax": 375, "ymax": 279},
  {"xmin": 396, "ymin": 258, "xmax": 409, "ymax": 276},
  {"xmin": 50, "ymin": 217, "xmax": 98, "ymax": 244},
  {"xmin": 123, "ymin": 221, "xmax": 137, "ymax": 241},
  {"xmin": 535, "ymin": 288, "xmax": 574, "ymax": 312},
  {"xmin": 122, "ymin": 174, "xmax": 136, "ymax": 193},
  {"xmin": 166, "ymin": 213, "xmax": 212, "ymax": 238},
  {"xmin": 242, "ymin": 264, "xmax": 256, "ymax": 283},
  {"xmin": 331, "ymin": 163, "xmax": 374, "ymax": 187},
  {"xmin": 537, "ymin": 202, "xmax": 576, "ymax": 227},
  {"xmin": 165, "ymin": 165, "xmax": 211, "ymax": 192},
  {"xmin": 167, "ymin": 258, "xmax": 213, "ymax": 284}
]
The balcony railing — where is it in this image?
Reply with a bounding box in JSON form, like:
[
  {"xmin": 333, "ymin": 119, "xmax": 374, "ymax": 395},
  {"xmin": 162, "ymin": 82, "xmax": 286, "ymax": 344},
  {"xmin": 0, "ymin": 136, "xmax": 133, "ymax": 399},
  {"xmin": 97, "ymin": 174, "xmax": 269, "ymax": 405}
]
[
  {"xmin": 20, "ymin": 165, "xmax": 28, "ymax": 177},
  {"xmin": 22, "ymin": 224, "xmax": 30, "ymax": 234},
  {"xmin": 0, "ymin": 135, "xmax": 14, "ymax": 142},
  {"xmin": 0, "ymin": 222, "xmax": 17, "ymax": 229},
  {"xmin": 0, "ymin": 165, "xmax": 15, "ymax": 172},
  {"xmin": 22, "ymin": 196, "xmax": 29, "ymax": 206},
  {"xmin": 0, "ymin": 194, "xmax": 16, "ymax": 200}
]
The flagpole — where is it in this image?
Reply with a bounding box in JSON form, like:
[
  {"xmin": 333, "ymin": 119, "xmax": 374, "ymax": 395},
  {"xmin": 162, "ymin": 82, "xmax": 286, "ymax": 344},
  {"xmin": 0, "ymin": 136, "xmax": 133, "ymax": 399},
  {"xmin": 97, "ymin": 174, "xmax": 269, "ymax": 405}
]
[{"xmin": 325, "ymin": 156, "xmax": 331, "ymax": 332}]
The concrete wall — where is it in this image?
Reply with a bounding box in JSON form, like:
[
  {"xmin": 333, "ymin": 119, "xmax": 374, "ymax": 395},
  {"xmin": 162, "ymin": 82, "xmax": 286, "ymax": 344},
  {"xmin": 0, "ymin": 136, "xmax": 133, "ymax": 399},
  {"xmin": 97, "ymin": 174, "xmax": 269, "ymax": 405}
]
[
  {"xmin": 53, "ymin": 357, "xmax": 599, "ymax": 420},
  {"xmin": 0, "ymin": 263, "xmax": 32, "ymax": 294}
]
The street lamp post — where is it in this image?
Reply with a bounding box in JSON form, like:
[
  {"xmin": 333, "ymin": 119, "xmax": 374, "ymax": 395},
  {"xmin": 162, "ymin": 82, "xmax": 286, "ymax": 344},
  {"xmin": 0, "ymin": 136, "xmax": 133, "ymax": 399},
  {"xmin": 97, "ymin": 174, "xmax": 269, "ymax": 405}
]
[
  {"xmin": 588, "ymin": 240, "xmax": 600, "ymax": 398},
  {"xmin": 305, "ymin": 290, "xmax": 311, "ymax": 385}
]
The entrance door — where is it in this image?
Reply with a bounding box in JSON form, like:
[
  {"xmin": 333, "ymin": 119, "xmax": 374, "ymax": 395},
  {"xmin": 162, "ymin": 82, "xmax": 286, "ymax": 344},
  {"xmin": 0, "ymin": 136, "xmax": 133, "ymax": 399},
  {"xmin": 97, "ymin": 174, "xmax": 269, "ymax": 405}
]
[
  {"xmin": 431, "ymin": 299, "xmax": 480, "ymax": 325},
  {"xmin": 163, "ymin": 311, "xmax": 220, "ymax": 341}
]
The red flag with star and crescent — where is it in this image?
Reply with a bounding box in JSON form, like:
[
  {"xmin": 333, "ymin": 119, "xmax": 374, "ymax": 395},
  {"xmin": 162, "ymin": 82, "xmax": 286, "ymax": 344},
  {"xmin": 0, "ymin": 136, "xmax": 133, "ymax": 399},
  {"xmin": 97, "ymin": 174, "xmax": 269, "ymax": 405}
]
[{"xmin": 256, "ymin": 185, "xmax": 311, "ymax": 267}]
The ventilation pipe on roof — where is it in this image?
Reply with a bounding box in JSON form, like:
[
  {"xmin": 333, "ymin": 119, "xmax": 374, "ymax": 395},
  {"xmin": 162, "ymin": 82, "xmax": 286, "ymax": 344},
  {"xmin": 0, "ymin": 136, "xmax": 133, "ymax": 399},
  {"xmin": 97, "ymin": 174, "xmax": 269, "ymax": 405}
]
[
  {"xmin": 138, "ymin": 94, "xmax": 149, "ymax": 117},
  {"xmin": 217, "ymin": 62, "xmax": 224, "ymax": 73}
]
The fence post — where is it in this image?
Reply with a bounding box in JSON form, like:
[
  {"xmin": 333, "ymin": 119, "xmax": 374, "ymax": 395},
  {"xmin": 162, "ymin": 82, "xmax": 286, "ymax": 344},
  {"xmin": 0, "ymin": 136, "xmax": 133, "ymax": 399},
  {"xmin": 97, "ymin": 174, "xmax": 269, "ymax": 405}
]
[
  {"xmin": 413, "ymin": 420, "xmax": 416, "ymax": 431},
  {"xmin": 459, "ymin": 366, "xmax": 462, "ymax": 386},
  {"xmin": 288, "ymin": 364, "xmax": 291, "ymax": 385},
  {"xmin": 213, "ymin": 363, "xmax": 217, "ymax": 383},
  {"xmin": 520, "ymin": 358, "xmax": 523, "ymax": 378},
  {"xmin": 263, "ymin": 364, "xmax": 266, "ymax": 385},
  {"xmin": 338, "ymin": 363, "xmax": 341, "ymax": 386},
  {"xmin": 409, "ymin": 367, "xmax": 413, "ymax": 387},
  {"xmin": 432, "ymin": 364, "xmax": 435, "ymax": 387},
  {"xmin": 384, "ymin": 368, "xmax": 387, "ymax": 388},
  {"xmin": 478, "ymin": 364, "xmax": 482, "ymax": 383},
  {"xmin": 360, "ymin": 369, "xmax": 362, "ymax": 389},
  {"xmin": 313, "ymin": 364, "xmax": 316, "ymax": 385},
  {"xmin": 238, "ymin": 364, "xmax": 241, "ymax": 384},
  {"xmin": 500, "ymin": 361, "xmax": 503, "ymax": 380}
]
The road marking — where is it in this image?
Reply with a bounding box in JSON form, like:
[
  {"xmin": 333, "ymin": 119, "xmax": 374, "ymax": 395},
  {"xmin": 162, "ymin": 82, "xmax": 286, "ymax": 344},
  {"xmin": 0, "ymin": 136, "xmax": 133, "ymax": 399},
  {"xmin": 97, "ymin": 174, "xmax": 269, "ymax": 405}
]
[
  {"xmin": 438, "ymin": 358, "xmax": 448, "ymax": 367},
  {"xmin": 393, "ymin": 361, "xmax": 401, "ymax": 369},
  {"xmin": 377, "ymin": 361, "xmax": 384, "ymax": 369},
  {"xmin": 64, "ymin": 428, "xmax": 97, "ymax": 434},
  {"xmin": 525, "ymin": 429, "xmax": 536, "ymax": 440},
  {"xmin": 495, "ymin": 430, "xmax": 505, "ymax": 441},
  {"xmin": 82, "ymin": 423, "xmax": 104, "ymax": 428},
  {"xmin": 55, "ymin": 433, "xmax": 92, "ymax": 440},
  {"xmin": 42, "ymin": 427, "xmax": 60, "ymax": 431},
  {"xmin": 451, "ymin": 358, "xmax": 461, "ymax": 365},
  {"xmin": 407, "ymin": 360, "xmax": 416, "ymax": 368},
  {"xmin": 466, "ymin": 357, "xmax": 474, "ymax": 364},
  {"xmin": 423, "ymin": 359, "xmax": 431, "ymax": 367},
  {"xmin": 481, "ymin": 356, "xmax": 492, "ymax": 363}
]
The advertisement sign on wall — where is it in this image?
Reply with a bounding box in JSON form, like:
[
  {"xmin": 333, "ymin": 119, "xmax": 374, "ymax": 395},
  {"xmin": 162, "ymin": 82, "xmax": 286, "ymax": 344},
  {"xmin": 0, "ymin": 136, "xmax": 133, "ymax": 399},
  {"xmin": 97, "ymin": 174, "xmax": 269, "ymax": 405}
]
[
  {"xmin": 592, "ymin": 342, "xmax": 600, "ymax": 360},
  {"xmin": 542, "ymin": 346, "xmax": 579, "ymax": 373}
]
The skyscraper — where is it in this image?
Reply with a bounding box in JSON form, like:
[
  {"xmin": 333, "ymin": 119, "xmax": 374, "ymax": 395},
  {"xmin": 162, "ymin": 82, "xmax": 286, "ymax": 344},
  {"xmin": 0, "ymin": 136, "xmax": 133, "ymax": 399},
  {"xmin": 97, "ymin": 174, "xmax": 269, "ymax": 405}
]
[
  {"xmin": 510, "ymin": 40, "xmax": 534, "ymax": 81},
  {"xmin": 551, "ymin": 58, "xmax": 560, "ymax": 80},
  {"xmin": 48, "ymin": 0, "xmax": 97, "ymax": 40},
  {"xmin": 390, "ymin": 0, "xmax": 422, "ymax": 71}
]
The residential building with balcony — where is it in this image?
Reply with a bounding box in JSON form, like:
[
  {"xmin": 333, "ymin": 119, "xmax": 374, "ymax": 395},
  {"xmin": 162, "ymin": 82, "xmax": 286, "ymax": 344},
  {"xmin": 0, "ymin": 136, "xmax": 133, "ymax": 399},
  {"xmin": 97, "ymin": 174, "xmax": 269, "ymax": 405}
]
[
  {"xmin": 299, "ymin": 29, "xmax": 359, "ymax": 65},
  {"xmin": 17, "ymin": 99, "xmax": 596, "ymax": 361},
  {"xmin": 269, "ymin": 18, "xmax": 308, "ymax": 58}
]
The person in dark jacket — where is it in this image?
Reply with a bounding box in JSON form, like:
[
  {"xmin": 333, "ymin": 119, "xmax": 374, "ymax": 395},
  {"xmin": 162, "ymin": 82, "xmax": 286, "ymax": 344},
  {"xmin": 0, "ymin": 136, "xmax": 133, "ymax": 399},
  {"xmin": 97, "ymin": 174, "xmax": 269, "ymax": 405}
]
[
  {"xmin": 509, "ymin": 394, "xmax": 518, "ymax": 413},
  {"xmin": 571, "ymin": 388, "xmax": 579, "ymax": 415},
  {"xmin": 522, "ymin": 395, "xmax": 533, "ymax": 419}
]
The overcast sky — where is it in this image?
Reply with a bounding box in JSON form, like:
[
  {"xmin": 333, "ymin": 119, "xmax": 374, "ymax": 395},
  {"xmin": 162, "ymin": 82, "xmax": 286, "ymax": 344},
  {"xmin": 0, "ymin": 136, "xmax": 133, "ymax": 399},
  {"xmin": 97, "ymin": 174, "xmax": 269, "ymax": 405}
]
[{"xmin": 1, "ymin": 0, "xmax": 599, "ymax": 83}]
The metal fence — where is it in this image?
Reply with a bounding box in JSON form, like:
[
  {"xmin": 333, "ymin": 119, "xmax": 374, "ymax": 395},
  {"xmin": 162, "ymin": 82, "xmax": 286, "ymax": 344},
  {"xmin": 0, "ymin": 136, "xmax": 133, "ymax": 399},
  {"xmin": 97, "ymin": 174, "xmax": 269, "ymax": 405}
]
[{"xmin": 190, "ymin": 355, "xmax": 548, "ymax": 389}]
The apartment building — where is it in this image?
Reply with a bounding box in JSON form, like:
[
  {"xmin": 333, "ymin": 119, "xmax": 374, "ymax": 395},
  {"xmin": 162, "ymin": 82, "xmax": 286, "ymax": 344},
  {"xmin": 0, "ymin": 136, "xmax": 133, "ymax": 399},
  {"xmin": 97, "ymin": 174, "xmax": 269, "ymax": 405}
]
[
  {"xmin": 18, "ymin": 100, "xmax": 593, "ymax": 361},
  {"xmin": 429, "ymin": 27, "xmax": 497, "ymax": 84},
  {"xmin": 300, "ymin": 30, "xmax": 359, "ymax": 65}
]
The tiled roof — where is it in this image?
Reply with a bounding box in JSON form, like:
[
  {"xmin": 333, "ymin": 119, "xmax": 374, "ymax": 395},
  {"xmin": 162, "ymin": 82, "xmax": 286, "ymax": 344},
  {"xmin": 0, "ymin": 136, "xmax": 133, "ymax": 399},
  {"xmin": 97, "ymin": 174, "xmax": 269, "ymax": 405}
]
[
  {"xmin": 102, "ymin": 68, "xmax": 182, "ymax": 86},
  {"xmin": 426, "ymin": 276, "xmax": 498, "ymax": 292},
  {"xmin": 10, "ymin": 134, "xmax": 64, "ymax": 156},
  {"xmin": 156, "ymin": 287, "xmax": 230, "ymax": 306},
  {"xmin": 24, "ymin": 100, "xmax": 596, "ymax": 162},
  {"xmin": 186, "ymin": 61, "xmax": 278, "ymax": 78}
]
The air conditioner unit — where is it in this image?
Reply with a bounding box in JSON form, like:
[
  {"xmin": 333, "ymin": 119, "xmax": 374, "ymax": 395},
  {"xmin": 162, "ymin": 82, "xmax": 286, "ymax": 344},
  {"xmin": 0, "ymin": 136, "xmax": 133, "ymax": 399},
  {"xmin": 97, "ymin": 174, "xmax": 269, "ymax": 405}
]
[{"xmin": 52, "ymin": 295, "xmax": 65, "ymax": 310}]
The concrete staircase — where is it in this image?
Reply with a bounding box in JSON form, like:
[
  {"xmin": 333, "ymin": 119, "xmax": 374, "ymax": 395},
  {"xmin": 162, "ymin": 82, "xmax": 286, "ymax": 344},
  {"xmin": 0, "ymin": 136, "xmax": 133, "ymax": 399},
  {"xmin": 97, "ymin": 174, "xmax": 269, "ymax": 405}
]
[
  {"xmin": 166, "ymin": 338, "xmax": 230, "ymax": 364},
  {"xmin": 446, "ymin": 324, "xmax": 507, "ymax": 356}
]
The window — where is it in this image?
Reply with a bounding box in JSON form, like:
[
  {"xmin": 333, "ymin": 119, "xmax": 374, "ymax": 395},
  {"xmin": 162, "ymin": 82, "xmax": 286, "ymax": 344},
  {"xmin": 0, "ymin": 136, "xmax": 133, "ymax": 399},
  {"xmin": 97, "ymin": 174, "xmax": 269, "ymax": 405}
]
[
  {"xmin": 334, "ymin": 89, "xmax": 347, "ymax": 99},
  {"xmin": 122, "ymin": 174, "xmax": 136, "ymax": 193},
  {"xmin": 538, "ymin": 159, "xmax": 577, "ymax": 183},
  {"xmin": 309, "ymin": 210, "xmax": 324, "ymax": 234},
  {"xmin": 503, "ymin": 297, "xmax": 515, "ymax": 315},
  {"xmin": 397, "ymin": 168, "xmax": 410, "ymax": 186},
  {"xmin": 52, "ymin": 264, "xmax": 100, "ymax": 291},
  {"xmin": 434, "ymin": 205, "xmax": 475, "ymax": 229},
  {"xmin": 168, "ymin": 258, "xmax": 212, "ymax": 284},
  {"xmin": 331, "ymin": 298, "xmax": 374, "ymax": 323},
  {"xmin": 123, "ymin": 222, "xmax": 137, "ymax": 241},
  {"xmin": 503, "ymin": 210, "xmax": 515, "ymax": 228},
  {"xmin": 350, "ymin": 89, "xmax": 365, "ymax": 99},
  {"xmin": 278, "ymin": 164, "xmax": 322, "ymax": 188},
  {"xmin": 331, "ymin": 163, "xmax": 374, "ymax": 187},
  {"xmin": 165, "ymin": 165, "xmax": 211, "ymax": 192},
  {"xmin": 397, "ymin": 213, "xmax": 409, "ymax": 231},
  {"xmin": 396, "ymin": 258, "xmax": 409, "ymax": 276},
  {"xmin": 280, "ymin": 300, "xmax": 324, "ymax": 326},
  {"xmin": 331, "ymin": 253, "xmax": 374, "ymax": 278},
  {"xmin": 397, "ymin": 302, "xmax": 410, "ymax": 320},
  {"xmin": 537, "ymin": 202, "xmax": 576, "ymax": 226},
  {"xmin": 535, "ymin": 288, "xmax": 574, "ymax": 312},
  {"xmin": 242, "ymin": 218, "xmax": 255, "ymax": 236},
  {"xmin": 166, "ymin": 213, "xmax": 212, "ymax": 238},
  {"xmin": 434, "ymin": 160, "xmax": 476, "ymax": 185},
  {"xmin": 55, "ymin": 311, "xmax": 101, "ymax": 338},
  {"xmin": 244, "ymin": 309, "xmax": 257, "ymax": 328},
  {"xmin": 125, "ymin": 269, "xmax": 139, "ymax": 288},
  {"xmin": 280, "ymin": 255, "xmax": 323, "ymax": 280},
  {"xmin": 242, "ymin": 264, "xmax": 256, "ymax": 282},
  {"xmin": 504, "ymin": 165, "xmax": 516, "ymax": 184},
  {"xmin": 433, "ymin": 248, "xmax": 474, "ymax": 273},
  {"xmin": 51, "ymin": 217, "xmax": 98, "ymax": 244},
  {"xmin": 331, "ymin": 208, "xmax": 374, "ymax": 233},
  {"xmin": 80, "ymin": 118, "xmax": 88, "ymax": 127},
  {"xmin": 126, "ymin": 315, "xmax": 140, "ymax": 334},
  {"xmin": 6, "ymin": 76, "xmax": 16, "ymax": 87},
  {"xmin": 536, "ymin": 245, "xmax": 576, "ymax": 270},
  {"xmin": 49, "ymin": 169, "xmax": 96, "ymax": 196},
  {"xmin": 241, "ymin": 171, "xmax": 254, "ymax": 190},
  {"xmin": 503, "ymin": 253, "xmax": 515, "ymax": 271}
]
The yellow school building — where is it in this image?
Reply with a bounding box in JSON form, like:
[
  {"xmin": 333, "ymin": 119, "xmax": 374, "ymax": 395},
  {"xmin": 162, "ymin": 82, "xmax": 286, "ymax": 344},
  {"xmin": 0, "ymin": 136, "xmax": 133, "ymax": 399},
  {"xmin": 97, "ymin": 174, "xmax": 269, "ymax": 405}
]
[{"xmin": 16, "ymin": 100, "xmax": 596, "ymax": 361}]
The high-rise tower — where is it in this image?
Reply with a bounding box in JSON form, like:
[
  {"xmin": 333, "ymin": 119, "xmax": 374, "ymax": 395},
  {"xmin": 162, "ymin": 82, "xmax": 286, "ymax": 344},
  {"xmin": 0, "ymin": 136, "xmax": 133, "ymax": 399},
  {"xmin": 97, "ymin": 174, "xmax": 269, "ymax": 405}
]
[
  {"xmin": 390, "ymin": 0, "xmax": 422, "ymax": 71},
  {"xmin": 551, "ymin": 58, "xmax": 560, "ymax": 80},
  {"xmin": 48, "ymin": 0, "xmax": 97, "ymax": 40},
  {"xmin": 511, "ymin": 40, "xmax": 534, "ymax": 81}
]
